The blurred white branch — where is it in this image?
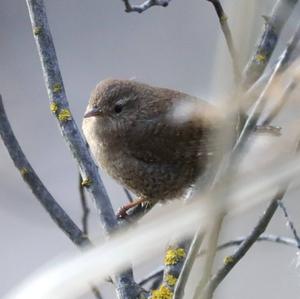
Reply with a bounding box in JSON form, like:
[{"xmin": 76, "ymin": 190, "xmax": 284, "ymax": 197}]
[
  {"xmin": 5, "ymin": 150, "xmax": 300, "ymax": 299},
  {"xmin": 139, "ymin": 232, "xmax": 299, "ymax": 290},
  {"xmin": 189, "ymin": 16, "xmax": 300, "ymax": 299},
  {"xmin": 173, "ymin": 231, "xmax": 205, "ymax": 299},
  {"xmin": 1, "ymin": 1, "xmax": 299, "ymax": 298}
]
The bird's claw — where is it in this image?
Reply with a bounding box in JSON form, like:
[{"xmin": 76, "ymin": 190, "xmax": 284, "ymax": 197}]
[{"xmin": 116, "ymin": 206, "xmax": 129, "ymax": 219}]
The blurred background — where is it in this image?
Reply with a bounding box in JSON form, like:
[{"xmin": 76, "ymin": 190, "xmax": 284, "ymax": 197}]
[{"xmin": 1, "ymin": 0, "xmax": 300, "ymax": 298}]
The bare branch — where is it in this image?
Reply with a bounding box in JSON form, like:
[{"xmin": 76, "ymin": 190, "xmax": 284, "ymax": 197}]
[
  {"xmin": 0, "ymin": 96, "xmax": 89, "ymax": 247},
  {"xmin": 242, "ymin": 0, "xmax": 299, "ymax": 89},
  {"xmin": 155, "ymin": 241, "xmax": 190, "ymax": 297},
  {"xmin": 215, "ymin": 234, "xmax": 298, "ymax": 250},
  {"xmin": 26, "ymin": 0, "xmax": 117, "ymax": 234},
  {"xmin": 25, "ymin": 1, "xmax": 140, "ymax": 297},
  {"xmin": 138, "ymin": 233, "xmax": 298, "ymax": 291},
  {"xmin": 234, "ymin": 22, "xmax": 300, "ymax": 153},
  {"xmin": 201, "ymin": 188, "xmax": 288, "ymax": 299},
  {"xmin": 190, "ymin": 21, "xmax": 300, "ymax": 299},
  {"xmin": 207, "ymin": 0, "xmax": 241, "ymax": 84},
  {"xmin": 79, "ymin": 173, "xmax": 90, "ymax": 235},
  {"xmin": 278, "ymin": 201, "xmax": 300, "ymax": 248},
  {"xmin": 243, "ymin": 36, "xmax": 299, "ymax": 112},
  {"xmin": 122, "ymin": 0, "xmax": 171, "ymax": 13},
  {"xmin": 0, "ymin": 96, "xmax": 105, "ymax": 299}
]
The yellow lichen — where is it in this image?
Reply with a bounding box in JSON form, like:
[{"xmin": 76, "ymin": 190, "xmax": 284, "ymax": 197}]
[
  {"xmin": 151, "ymin": 286, "xmax": 173, "ymax": 299},
  {"xmin": 20, "ymin": 167, "xmax": 29, "ymax": 176},
  {"xmin": 81, "ymin": 177, "xmax": 92, "ymax": 187},
  {"xmin": 58, "ymin": 109, "xmax": 72, "ymax": 122},
  {"xmin": 224, "ymin": 255, "xmax": 234, "ymax": 265},
  {"xmin": 50, "ymin": 102, "xmax": 58, "ymax": 113},
  {"xmin": 33, "ymin": 26, "xmax": 42, "ymax": 35},
  {"xmin": 165, "ymin": 274, "xmax": 177, "ymax": 286},
  {"xmin": 220, "ymin": 14, "xmax": 228, "ymax": 24},
  {"xmin": 164, "ymin": 247, "xmax": 186, "ymax": 265},
  {"xmin": 255, "ymin": 53, "xmax": 266, "ymax": 63},
  {"xmin": 53, "ymin": 83, "xmax": 62, "ymax": 93}
]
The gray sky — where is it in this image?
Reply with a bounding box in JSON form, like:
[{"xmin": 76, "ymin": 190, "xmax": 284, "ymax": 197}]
[{"xmin": 1, "ymin": 0, "xmax": 300, "ymax": 298}]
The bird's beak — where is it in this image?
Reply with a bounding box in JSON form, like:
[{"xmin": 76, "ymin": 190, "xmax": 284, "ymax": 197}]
[{"xmin": 84, "ymin": 107, "xmax": 103, "ymax": 118}]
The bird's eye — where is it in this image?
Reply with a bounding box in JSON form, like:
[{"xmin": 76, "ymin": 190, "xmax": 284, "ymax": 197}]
[{"xmin": 114, "ymin": 104, "xmax": 123, "ymax": 114}]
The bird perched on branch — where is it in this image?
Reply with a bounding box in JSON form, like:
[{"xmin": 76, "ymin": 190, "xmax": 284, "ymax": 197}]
[{"xmin": 82, "ymin": 79, "xmax": 221, "ymax": 217}]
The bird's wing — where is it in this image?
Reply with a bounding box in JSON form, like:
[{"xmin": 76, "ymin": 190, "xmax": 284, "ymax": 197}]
[{"xmin": 127, "ymin": 99, "xmax": 219, "ymax": 165}]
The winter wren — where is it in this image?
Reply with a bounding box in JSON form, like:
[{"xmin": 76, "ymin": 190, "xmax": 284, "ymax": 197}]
[{"xmin": 82, "ymin": 79, "xmax": 220, "ymax": 216}]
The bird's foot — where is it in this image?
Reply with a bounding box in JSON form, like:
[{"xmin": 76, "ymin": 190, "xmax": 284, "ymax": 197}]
[{"xmin": 116, "ymin": 197, "xmax": 147, "ymax": 219}]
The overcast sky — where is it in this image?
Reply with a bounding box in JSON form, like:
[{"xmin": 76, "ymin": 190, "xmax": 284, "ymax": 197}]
[{"xmin": 2, "ymin": 1, "xmax": 300, "ymax": 298}]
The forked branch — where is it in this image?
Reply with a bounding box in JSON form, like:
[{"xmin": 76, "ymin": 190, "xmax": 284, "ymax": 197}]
[
  {"xmin": 0, "ymin": 96, "xmax": 89, "ymax": 247},
  {"xmin": 26, "ymin": 0, "xmax": 117, "ymax": 235},
  {"xmin": 122, "ymin": 0, "xmax": 171, "ymax": 13},
  {"xmin": 200, "ymin": 189, "xmax": 288, "ymax": 299},
  {"xmin": 242, "ymin": 0, "xmax": 299, "ymax": 89},
  {"xmin": 25, "ymin": 0, "xmax": 140, "ymax": 298}
]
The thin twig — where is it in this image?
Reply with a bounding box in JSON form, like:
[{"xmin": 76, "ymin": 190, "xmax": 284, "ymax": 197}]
[
  {"xmin": 25, "ymin": 1, "xmax": 140, "ymax": 297},
  {"xmin": 0, "ymin": 96, "xmax": 105, "ymax": 299},
  {"xmin": 199, "ymin": 127, "xmax": 300, "ymax": 298},
  {"xmin": 242, "ymin": 0, "xmax": 299, "ymax": 89},
  {"xmin": 138, "ymin": 233, "xmax": 298, "ymax": 290},
  {"xmin": 243, "ymin": 39, "xmax": 299, "ymax": 112},
  {"xmin": 277, "ymin": 201, "xmax": 300, "ymax": 248},
  {"xmin": 173, "ymin": 231, "xmax": 205, "ymax": 299},
  {"xmin": 190, "ymin": 22, "xmax": 300, "ymax": 298},
  {"xmin": 207, "ymin": 0, "xmax": 241, "ymax": 84},
  {"xmin": 79, "ymin": 173, "xmax": 90, "ymax": 235},
  {"xmin": 201, "ymin": 188, "xmax": 288, "ymax": 299},
  {"xmin": 215, "ymin": 234, "xmax": 298, "ymax": 250},
  {"xmin": 0, "ymin": 96, "xmax": 89, "ymax": 247},
  {"xmin": 197, "ymin": 234, "xmax": 299, "ymax": 257},
  {"xmin": 122, "ymin": 0, "xmax": 171, "ymax": 13},
  {"xmin": 234, "ymin": 22, "xmax": 300, "ymax": 153}
]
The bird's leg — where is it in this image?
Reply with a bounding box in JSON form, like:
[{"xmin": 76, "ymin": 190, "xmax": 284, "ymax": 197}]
[{"xmin": 117, "ymin": 197, "xmax": 147, "ymax": 218}]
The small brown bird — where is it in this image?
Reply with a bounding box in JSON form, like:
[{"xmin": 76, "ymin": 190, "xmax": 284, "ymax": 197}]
[{"xmin": 82, "ymin": 79, "xmax": 220, "ymax": 217}]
